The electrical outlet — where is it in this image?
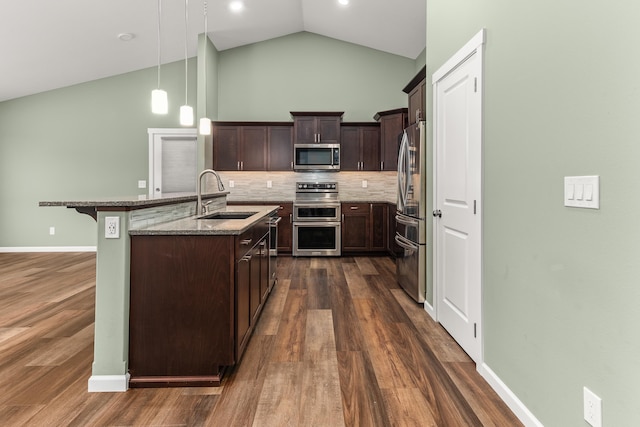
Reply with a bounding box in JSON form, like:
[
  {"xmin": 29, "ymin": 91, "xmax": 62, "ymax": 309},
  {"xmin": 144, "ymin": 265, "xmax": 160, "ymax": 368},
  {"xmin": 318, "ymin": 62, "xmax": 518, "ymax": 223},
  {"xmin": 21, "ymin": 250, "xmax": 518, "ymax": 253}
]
[
  {"xmin": 138, "ymin": 180, "xmax": 147, "ymax": 189},
  {"xmin": 105, "ymin": 217, "xmax": 120, "ymax": 239},
  {"xmin": 267, "ymin": 180, "xmax": 272, "ymax": 188},
  {"xmin": 229, "ymin": 180, "xmax": 235, "ymax": 188},
  {"xmin": 583, "ymin": 387, "xmax": 602, "ymax": 427},
  {"xmin": 362, "ymin": 180, "xmax": 368, "ymax": 188},
  {"xmin": 49, "ymin": 226, "xmax": 55, "ymax": 235}
]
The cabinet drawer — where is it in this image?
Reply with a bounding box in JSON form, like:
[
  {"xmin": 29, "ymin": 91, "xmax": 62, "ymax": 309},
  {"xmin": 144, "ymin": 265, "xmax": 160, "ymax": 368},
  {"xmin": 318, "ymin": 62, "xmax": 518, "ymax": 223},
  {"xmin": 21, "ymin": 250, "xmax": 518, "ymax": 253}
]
[{"xmin": 343, "ymin": 203, "xmax": 370, "ymax": 213}]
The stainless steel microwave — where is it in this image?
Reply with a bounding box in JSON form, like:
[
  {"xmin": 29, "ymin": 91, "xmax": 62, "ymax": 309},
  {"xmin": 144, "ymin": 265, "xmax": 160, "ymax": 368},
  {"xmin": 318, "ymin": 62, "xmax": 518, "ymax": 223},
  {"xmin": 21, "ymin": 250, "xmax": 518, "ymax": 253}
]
[{"xmin": 293, "ymin": 144, "xmax": 340, "ymax": 171}]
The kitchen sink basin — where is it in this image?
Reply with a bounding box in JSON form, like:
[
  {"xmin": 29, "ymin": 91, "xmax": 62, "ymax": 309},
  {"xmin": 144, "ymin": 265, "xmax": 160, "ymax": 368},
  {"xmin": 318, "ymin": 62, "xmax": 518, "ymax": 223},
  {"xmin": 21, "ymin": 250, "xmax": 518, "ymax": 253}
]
[{"xmin": 197, "ymin": 211, "xmax": 257, "ymax": 220}]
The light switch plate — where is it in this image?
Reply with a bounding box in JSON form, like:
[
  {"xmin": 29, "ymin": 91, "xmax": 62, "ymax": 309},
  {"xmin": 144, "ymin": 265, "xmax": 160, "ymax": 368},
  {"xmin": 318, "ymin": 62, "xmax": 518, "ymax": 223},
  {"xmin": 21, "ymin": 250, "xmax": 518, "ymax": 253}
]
[{"xmin": 564, "ymin": 176, "xmax": 599, "ymax": 209}]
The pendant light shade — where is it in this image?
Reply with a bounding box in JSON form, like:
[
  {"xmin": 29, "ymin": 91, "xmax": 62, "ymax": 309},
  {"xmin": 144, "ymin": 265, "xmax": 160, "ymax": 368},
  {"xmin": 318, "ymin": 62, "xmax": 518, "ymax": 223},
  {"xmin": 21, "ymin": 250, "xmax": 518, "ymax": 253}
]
[
  {"xmin": 180, "ymin": 105, "xmax": 194, "ymax": 126},
  {"xmin": 199, "ymin": 117, "xmax": 212, "ymax": 135},
  {"xmin": 152, "ymin": 89, "xmax": 168, "ymax": 114},
  {"xmin": 151, "ymin": 0, "xmax": 168, "ymax": 115}
]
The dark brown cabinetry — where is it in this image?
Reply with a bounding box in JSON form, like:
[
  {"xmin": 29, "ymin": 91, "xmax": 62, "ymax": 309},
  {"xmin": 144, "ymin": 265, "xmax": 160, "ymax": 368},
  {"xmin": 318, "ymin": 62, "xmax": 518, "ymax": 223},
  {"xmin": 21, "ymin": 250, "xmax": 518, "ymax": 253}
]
[
  {"xmin": 128, "ymin": 220, "xmax": 270, "ymax": 387},
  {"xmin": 229, "ymin": 201, "xmax": 293, "ymax": 253},
  {"xmin": 212, "ymin": 122, "xmax": 293, "ymax": 172},
  {"xmin": 375, "ymin": 108, "xmax": 408, "ymax": 172},
  {"xmin": 340, "ymin": 124, "xmax": 381, "ymax": 171},
  {"xmin": 291, "ymin": 112, "xmax": 343, "ymax": 144},
  {"xmin": 341, "ymin": 202, "xmax": 387, "ymax": 253},
  {"xmin": 268, "ymin": 125, "xmax": 294, "ymax": 171},
  {"xmin": 404, "ymin": 66, "xmax": 427, "ymax": 126},
  {"xmin": 213, "ymin": 124, "xmax": 267, "ymax": 171}
]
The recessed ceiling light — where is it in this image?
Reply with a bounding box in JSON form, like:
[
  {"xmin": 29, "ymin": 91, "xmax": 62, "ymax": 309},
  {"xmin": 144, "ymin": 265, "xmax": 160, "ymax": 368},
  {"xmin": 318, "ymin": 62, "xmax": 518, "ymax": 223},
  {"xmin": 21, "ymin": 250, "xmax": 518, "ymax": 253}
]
[
  {"xmin": 117, "ymin": 33, "xmax": 135, "ymax": 42},
  {"xmin": 229, "ymin": 1, "xmax": 244, "ymax": 12},
  {"xmin": 338, "ymin": 0, "xmax": 349, "ymax": 5}
]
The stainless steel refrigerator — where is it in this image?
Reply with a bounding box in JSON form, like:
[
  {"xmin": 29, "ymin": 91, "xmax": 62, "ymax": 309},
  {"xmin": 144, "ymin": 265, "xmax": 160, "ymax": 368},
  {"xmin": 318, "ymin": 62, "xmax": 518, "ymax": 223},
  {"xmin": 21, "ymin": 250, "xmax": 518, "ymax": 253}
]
[{"xmin": 395, "ymin": 121, "xmax": 426, "ymax": 302}]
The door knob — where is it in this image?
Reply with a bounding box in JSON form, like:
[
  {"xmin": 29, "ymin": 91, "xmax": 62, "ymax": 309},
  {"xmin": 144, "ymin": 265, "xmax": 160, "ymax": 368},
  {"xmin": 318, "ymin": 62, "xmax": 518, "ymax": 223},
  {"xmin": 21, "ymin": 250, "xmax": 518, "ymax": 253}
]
[{"xmin": 432, "ymin": 209, "xmax": 442, "ymax": 218}]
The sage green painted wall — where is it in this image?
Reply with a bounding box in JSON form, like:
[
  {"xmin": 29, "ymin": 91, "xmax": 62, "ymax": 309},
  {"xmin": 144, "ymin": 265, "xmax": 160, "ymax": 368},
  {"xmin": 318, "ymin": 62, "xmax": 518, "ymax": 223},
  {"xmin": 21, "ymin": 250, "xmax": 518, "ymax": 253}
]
[
  {"xmin": 427, "ymin": 1, "xmax": 640, "ymax": 425},
  {"xmin": 217, "ymin": 32, "xmax": 416, "ymax": 122},
  {"xmin": 415, "ymin": 47, "xmax": 426, "ymax": 71},
  {"xmin": 0, "ymin": 59, "xmax": 197, "ymax": 248},
  {"xmin": 197, "ymin": 34, "xmax": 219, "ymax": 170}
]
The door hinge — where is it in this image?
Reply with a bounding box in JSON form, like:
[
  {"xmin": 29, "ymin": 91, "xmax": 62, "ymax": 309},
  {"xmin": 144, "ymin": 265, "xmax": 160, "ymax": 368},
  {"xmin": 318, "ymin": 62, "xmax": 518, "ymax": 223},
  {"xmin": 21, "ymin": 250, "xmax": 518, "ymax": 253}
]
[
  {"xmin": 473, "ymin": 200, "xmax": 477, "ymax": 215},
  {"xmin": 474, "ymin": 77, "xmax": 478, "ymax": 93},
  {"xmin": 474, "ymin": 323, "xmax": 477, "ymax": 338}
]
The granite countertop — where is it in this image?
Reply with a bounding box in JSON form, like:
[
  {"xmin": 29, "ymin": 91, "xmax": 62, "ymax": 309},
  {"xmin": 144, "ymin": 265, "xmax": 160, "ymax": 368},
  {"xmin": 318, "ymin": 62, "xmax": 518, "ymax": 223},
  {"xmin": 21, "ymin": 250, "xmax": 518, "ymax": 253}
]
[
  {"xmin": 39, "ymin": 192, "xmax": 229, "ymax": 209},
  {"xmin": 129, "ymin": 205, "xmax": 279, "ymax": 236}
]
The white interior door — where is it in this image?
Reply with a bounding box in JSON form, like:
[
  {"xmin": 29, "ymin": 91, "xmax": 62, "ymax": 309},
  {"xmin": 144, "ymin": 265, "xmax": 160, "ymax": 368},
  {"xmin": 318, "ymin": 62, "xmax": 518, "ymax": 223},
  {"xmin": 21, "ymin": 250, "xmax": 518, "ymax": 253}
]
[
  {"xmin": 148, "ymin": 128, "xmax": 198, "ymax": 197},
  {"xmin": 433, "ymin": 30, "xmax": 484, "ymax": 363}
]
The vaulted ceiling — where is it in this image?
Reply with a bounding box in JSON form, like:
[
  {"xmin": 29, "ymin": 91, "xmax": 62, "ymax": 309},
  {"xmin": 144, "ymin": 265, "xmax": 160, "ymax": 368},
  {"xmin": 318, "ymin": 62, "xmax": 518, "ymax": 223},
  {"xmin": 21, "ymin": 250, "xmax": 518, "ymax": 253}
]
[{"xmin": 0, "ymin": 0, "xmax": 426, "ymax": 102}]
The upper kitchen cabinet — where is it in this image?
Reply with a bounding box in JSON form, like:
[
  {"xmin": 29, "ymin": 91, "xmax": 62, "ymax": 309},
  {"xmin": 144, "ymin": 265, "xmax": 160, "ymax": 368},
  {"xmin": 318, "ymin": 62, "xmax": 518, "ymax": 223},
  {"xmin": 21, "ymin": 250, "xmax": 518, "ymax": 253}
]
[
  {"xmin": 403, "ymin": 66, "xmax": 426, "ymax": 126},
  {"xmin": 212, "ymin": 123, "xmax": 268, "ymax": 171},
  {"xmin": 267, "ymin": 125, "xmax": 294, "ymax": 171},
  {"xmin": 340, "ymin": 123, "xmax": 381, "ymax": 171},
  {"xmin": 374, "ymin": 108, "xmax": 408, "ymax": 171},
  {"xmin": 291, "ymin": 112, "xmax": 343, "ymax": 144}
]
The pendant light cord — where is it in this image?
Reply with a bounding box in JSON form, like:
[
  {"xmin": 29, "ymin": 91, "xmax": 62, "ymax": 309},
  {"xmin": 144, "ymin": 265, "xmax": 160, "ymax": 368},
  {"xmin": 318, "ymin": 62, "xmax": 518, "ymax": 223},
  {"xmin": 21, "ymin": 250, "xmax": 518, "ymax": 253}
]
[
  {"xmin": 156, "ymin": 0, "xmax": 162, "ymax": 89},
  {"xmin": 184, "ymin": 0, "xmax": 189, "ymax": 105}
]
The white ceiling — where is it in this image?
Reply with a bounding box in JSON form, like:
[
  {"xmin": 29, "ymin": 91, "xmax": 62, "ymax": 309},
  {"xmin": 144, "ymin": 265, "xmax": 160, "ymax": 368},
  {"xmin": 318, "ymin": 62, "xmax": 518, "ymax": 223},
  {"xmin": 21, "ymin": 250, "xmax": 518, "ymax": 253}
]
[{"xmin": 0, "ymin": 0, "xmax": 426, "ymax": 102}]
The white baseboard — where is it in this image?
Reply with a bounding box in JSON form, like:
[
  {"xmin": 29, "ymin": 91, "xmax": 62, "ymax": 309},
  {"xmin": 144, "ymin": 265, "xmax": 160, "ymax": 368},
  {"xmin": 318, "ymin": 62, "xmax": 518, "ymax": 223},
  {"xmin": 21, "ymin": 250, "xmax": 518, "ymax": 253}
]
[
  {"xmin": 88, "ymin": 374, "xmax": 130, "ymax": 392},
  {"xmin": 0, "ymin": 246, "xmax": 96, "ymax": 253},
  {"xmin": 478, "ymin": 363, "xmax": 543, "ymax": 427},
  {"xmin": 423, "ymin": 299, "xmax": 436, "ymax": 320}
]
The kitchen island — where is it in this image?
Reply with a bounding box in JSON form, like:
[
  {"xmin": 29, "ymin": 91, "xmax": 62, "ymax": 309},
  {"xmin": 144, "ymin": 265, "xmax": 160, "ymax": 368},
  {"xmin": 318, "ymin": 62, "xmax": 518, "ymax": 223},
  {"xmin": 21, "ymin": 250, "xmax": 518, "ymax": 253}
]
[{"xmin": 40, "ymin": 193, "xmax": 278, "ymax": 391}]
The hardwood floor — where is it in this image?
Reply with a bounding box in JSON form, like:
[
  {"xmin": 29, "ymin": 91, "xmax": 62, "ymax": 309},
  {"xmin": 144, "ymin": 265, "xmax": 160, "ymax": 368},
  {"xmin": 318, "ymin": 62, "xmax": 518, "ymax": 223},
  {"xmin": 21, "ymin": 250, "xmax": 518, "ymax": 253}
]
[{"xmin": 0, "ymin": 252, "xmax": 522, "ymax": 426}]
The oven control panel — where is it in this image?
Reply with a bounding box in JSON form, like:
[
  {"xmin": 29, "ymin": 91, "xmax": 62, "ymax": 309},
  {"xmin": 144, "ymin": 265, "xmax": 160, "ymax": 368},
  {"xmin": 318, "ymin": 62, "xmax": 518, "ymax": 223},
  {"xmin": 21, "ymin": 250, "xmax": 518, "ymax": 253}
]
[{"xmin": 296, "ymin": 182, "xmax": 338, "ymax": 192}]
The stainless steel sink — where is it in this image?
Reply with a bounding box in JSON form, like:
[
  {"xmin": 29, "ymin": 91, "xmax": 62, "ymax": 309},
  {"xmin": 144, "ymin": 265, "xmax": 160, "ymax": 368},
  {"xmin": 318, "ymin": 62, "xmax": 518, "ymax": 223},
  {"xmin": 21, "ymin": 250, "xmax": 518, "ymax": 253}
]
[{"xmin": 197, "ymin": 211, "xmax": 257, "ymax": 220}]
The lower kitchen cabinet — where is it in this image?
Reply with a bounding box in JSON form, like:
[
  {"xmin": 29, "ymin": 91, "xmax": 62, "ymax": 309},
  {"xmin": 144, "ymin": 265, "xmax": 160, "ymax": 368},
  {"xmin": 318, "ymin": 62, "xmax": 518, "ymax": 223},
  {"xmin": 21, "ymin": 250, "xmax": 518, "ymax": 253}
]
[
  {"xmin": 229, "ymin": 201, "xmax": 293, "ymax": 254},
  {"xmin": 128, "ymin": 221, "xmax": 269, "ymax": 387},
  {"xmin": 341, "ymin": 202, "xmax": 387, "ymax": 253}
]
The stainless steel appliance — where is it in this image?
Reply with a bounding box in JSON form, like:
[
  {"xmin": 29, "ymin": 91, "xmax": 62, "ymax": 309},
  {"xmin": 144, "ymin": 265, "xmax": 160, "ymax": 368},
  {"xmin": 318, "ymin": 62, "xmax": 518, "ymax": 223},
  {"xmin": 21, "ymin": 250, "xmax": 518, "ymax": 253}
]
[
  {"xmin": 396, "ymin": 121, "xmax": 427, "ymax": 302},
  {"xmin": 293, "ymin": 144, "xmax": 340, "ymax": 171},
  {"xmin": 293, "ymin": 182, "xmax": 341, "ymax": 256},
  {"xmin": 268, "ymin": 211, "xmax": 281, "ymax": 288}
]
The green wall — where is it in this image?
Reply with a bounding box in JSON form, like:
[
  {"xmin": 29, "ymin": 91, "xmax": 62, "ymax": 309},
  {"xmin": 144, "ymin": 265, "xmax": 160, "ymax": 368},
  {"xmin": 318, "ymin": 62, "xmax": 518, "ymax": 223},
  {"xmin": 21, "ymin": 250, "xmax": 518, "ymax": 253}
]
[
  {"xmin": 217, "ymin": 32, "xmax": 415, "ymax": 122},
  {"xmin": 0, "ymin": 59, "xmax": 197, "ymax": 247},
  {"xmin": 427, "ymin": 0, "xmax": 640, "ymax": 425}
]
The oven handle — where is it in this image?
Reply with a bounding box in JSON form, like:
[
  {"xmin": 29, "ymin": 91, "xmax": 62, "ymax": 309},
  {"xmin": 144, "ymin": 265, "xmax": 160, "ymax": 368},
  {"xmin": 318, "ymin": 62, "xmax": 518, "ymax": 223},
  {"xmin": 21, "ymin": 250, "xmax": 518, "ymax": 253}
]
[
  {"xmin": 293, "ymin": 203, "xmax": 341, "ymax": 209},
  {"xmin": 293, "ymin": 221, "xmax": 341, "ymax": 227},
  {"xmin": 395, "ymin": 233, "xmax": 419, "ymax": 251},
  {"xmin": 395, "ymin": 214, "xmax": 419, "ymax": 227},
  {"xmin": 269, "ymin": 216, "xmax": 282, "ymax": 225}
]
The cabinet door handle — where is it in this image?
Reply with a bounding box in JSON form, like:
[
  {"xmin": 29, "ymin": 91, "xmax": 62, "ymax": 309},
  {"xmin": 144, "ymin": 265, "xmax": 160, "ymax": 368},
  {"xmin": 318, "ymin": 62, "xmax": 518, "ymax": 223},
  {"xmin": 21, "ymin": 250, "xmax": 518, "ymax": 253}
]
[
  {"xmin": 350, "ymin": 206, "xmax": 359, "ymax": 210},
  {"xmin": 241, "ymin": 161, "xmax": 244, "ymax": 170},
  {"xmin": 290, "ymin": 161, "xmax": 293, "ymax": 169},
  {"xmin": 279, "ymin": 206, "xmax": 284, "ymax": 210},
  {"xmin": 237, "ymin": 161, "xmax": 240, "ymax": 171},
  {"xmin": 289, "ymin": 213, "xmax": 292, "ymax": 222},
  {"xmin": 241, "ymin": 238, "xmax": 253, "ymax": 246},
  {"xmin": 240, "ymin": 254, "xmax": 252, "ymax": 262},
  {"xmin": 380, "ymin": 161, "xmax": 383, "ymax": 170},
  {"xmin": 341, "ymin": 213, "xmax": 344, "ymax": 221}
]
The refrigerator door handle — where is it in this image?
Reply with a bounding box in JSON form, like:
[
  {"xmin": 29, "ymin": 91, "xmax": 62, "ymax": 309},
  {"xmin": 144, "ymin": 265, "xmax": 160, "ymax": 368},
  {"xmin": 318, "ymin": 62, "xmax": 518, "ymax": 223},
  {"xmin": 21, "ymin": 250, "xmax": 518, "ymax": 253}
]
[
  {"xmin": 395, "ymin": 233, "xmax": 419, "ymax": 251},
  {"xmin": 397, "ymin": 130, "xmax": 409, "ymax": 211},
  {"xmin": 395, "ymin": 214, "xmax": 419, "ymax": 226}
]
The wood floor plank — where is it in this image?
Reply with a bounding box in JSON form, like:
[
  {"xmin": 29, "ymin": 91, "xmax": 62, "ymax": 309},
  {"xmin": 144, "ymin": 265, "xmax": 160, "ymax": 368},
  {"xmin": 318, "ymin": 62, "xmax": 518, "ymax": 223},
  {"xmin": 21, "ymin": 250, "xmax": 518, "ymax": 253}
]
[
  {"xmin": 252, "ymin": 362, "xmax": 304, "ymax": 426},
  {"xmin": 270, "ymin": 289, "xmax": 307, "ymax": 362},
  {"xmin": 300, "ymin": 359, "xmax": 345, "ymax": 426},
  {"xmin": 303, "ymin": 309, "xmax": 336, "ymax": 362},
  {"xmin": 254, "ymin": 278, "xmax": 291, "ymax": 336},
  {"xmin": 381, "ymin": 387, "xmax": 438, "ymax": 427}
]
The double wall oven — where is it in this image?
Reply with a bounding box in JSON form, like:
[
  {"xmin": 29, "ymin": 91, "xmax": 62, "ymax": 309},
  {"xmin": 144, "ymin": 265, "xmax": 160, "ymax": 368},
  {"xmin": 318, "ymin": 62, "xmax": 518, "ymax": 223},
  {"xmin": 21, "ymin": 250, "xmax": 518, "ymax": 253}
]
[{"xmin": 293, "ymin": 182, "xmax": 341, "ymax": 257}]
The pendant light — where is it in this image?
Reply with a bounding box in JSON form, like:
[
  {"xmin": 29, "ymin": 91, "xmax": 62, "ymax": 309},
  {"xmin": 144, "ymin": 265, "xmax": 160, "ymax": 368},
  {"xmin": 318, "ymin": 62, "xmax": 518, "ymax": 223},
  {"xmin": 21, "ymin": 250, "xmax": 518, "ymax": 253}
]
[
  {"xmin": 180, "ymin": 0, "xmax": 194, "ymax": 126},
  {"xmin": 151, "ymin": 0, "xmax": 168, "ymax": 114},
  {"xmin": 198, "ymin": 1, "xmax": 212, "ymax": 135}
]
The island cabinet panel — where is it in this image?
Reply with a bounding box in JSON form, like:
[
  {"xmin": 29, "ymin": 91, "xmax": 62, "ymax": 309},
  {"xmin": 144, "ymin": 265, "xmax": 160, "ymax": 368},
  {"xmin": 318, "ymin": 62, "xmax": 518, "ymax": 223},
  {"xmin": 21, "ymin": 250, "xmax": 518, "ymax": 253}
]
[
  {"xmin": 371, "ymin": 203, "xmax": 388, "ymax": 251},
  {"xmin": 129, "ymin": 235, "xmax": 235, "ymax": 386},
  {"xmin": 129, "ymin": 222, "xmax": 270, "ymax": 388}
]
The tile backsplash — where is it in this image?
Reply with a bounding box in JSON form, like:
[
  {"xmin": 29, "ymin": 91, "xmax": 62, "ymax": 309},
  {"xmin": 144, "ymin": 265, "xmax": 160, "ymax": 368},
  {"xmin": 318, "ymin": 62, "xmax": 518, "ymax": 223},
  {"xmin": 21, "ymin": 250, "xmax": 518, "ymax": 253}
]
[{"xmin": 218, "ymin": 171, "xmax": 397, "ymax": 203}]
